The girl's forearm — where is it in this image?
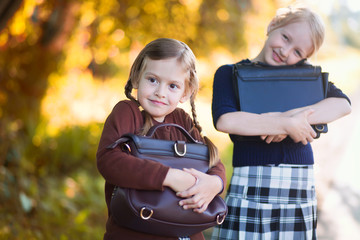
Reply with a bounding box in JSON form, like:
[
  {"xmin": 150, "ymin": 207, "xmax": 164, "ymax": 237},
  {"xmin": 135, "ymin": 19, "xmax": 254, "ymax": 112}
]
[
  {"xmin": 216, "ymin": 111, "xmax": 289, "ymax": 136},
  {"xmin": 216, "ymin": 109, "xmax": 317, "ymax": 145},
  {"xmin": 215, "ymin": 97, "xmax": 351, "ymax": 142},
  {"xmin": 163, "ymin": 168, "xmax": 196, "ymax": 192},
  {"xmin": 305, "ymin": 98, "xmax": 351, "ymax": 124},
  {"xmin": 283, "ymin": 98, "xmax": 351, "ymax": 124}
]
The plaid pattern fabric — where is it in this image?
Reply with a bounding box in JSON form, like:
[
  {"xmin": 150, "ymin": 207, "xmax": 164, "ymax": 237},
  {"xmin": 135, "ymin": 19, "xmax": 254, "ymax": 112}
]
[{"xmin": 212, "ymin": 165, "xmax": 317, "ymax": 240}]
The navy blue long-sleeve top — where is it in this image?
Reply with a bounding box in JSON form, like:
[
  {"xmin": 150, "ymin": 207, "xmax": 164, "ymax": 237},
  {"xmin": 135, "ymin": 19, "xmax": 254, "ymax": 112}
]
[{"xmin": 212, "ymin": 59, "xmax": 351, "ymax": 167}]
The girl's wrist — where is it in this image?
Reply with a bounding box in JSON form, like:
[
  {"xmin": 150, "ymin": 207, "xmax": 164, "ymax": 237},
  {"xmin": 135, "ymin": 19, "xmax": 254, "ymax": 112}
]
[
  {"xmin": 212, "ymin": 175, "xmax": 224, "ymax": 194},
  {"xmin": 164, "ymin": 168, "xmax": 197, "ymax": 191},
  {"xmin": 163, "ymin": 168, "xmax": 175, "ymax": 188}
]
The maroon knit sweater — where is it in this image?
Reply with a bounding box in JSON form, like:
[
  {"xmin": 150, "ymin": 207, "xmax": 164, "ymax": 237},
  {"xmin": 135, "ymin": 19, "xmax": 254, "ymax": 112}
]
[{"xmin": 97, "ymin": 100, "xmax": 226, "ymax": 240}]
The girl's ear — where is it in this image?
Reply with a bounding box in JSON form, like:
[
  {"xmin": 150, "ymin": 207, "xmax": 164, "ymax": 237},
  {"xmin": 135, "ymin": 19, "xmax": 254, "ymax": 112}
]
[
  {"xmin": 267, "ymin": 19, "xmax": 276, "ymax": 35},
  {"xmin": 179, "ymin": 91, "xmax": 191, "ymax": 103},
  {"xmin": 131, "ymin": 79, "xmax": 139, "ymax": 89}
]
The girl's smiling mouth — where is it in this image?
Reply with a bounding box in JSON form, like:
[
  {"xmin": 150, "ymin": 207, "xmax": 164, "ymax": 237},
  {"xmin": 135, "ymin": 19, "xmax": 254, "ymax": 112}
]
[
  {"xmin": 150, "ymin": 99, "xmax": 167, "ymax": 105},
  {"xmin": 272, "ymin": 50, "xmax": 284, "ymax": 63}
]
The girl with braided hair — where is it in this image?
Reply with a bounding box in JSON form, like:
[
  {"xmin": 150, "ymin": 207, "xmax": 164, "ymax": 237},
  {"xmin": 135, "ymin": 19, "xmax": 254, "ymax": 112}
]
[{"xmin": 97, "ymin": 38, "xmax": 226, "ymax": 240}]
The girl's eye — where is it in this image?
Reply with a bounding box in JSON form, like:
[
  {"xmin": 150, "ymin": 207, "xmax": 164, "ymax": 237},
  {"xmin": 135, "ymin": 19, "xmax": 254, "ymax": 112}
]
[
  {"xmin": 282, "ymin": 34, "xmax": 289, "ymax": 41},
  {"xmin": 169, "ymin": 83, "xmax": 179, "ymax": 90},
  {"xmin": 148, "ymin": 77, "xmax": 157, "ymax": 84},
  {"xmin": 295, "ymin": 50, "xmax": 302, "ymax": 58}
]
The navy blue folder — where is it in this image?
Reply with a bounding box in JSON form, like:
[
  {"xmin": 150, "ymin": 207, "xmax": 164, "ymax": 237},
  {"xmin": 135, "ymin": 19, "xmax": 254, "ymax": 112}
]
[{"xmin": 233, "ymin": 62, "xmax": 328, "ymax": 138}]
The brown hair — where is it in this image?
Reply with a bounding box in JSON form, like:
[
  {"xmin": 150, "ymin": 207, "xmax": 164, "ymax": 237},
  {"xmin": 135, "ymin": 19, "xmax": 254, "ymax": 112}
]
[
  {"xmin": 124, "ymin": 38, "xmax": 219, "ymax": 167},
  {"xmin": 268, "ymin": 5, "xmax": 325, "ymax": 57}
]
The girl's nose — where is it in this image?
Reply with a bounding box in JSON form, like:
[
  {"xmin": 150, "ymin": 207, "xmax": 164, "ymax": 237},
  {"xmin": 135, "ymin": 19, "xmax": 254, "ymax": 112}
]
[
  {"xmin": 280, "ymin": 46, "xmax": 289, "ymax": 58},
  {"xmin": 155, "ymin": 85, "xmax": 165, "ymax": 98}
]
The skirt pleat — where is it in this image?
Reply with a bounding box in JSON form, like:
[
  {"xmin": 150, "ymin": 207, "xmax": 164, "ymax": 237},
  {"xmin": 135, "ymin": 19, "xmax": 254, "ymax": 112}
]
[{"xmin": 212, "ymin": 165, "xmax": 317, "ymax": 240}]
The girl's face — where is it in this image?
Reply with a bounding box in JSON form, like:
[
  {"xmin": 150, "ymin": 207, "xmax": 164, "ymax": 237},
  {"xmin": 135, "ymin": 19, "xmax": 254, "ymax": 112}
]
[
  {"xmin": 136, "ymin": 57, "xmax": 189, "ymax": 122},
  {"xmin": 260, "ymin": 21, "xmax": 314, "ymax": 65}
]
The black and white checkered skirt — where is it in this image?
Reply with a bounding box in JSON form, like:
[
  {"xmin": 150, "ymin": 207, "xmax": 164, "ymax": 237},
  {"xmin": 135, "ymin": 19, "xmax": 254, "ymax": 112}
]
[{"xmin": 211, "ymin": 165, "xmax": 317, "ymax": 240}]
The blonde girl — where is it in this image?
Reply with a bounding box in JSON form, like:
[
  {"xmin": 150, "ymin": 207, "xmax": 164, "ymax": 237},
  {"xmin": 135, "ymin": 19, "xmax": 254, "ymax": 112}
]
[
  {"xmin": 97, "ymin": 38, "xmax": 226, "ymax": 240},
  {"xmin": 211, "ymin": 5, "xmax": 351, "ymax": 240}
]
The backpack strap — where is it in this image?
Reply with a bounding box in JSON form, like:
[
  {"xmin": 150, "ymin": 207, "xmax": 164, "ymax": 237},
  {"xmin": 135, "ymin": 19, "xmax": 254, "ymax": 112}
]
[{"xmin": 232, "ymin": 61, "xmax": 245, "ymax": 111}]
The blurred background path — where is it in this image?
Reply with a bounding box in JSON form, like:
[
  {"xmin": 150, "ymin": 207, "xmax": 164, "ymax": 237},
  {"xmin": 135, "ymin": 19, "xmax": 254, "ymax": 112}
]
[{"xmin": 314, "ymin": 86, "xmax": 360, "ymax": 240}]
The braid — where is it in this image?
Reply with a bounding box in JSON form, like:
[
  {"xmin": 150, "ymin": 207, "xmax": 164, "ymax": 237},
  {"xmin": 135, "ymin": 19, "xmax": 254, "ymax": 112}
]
[
  {"xmin": 190, "ymin": 98, "xmax": 202, "ymax": 133},
  {"xmin": 190, "ymin": 98, "xmax": 219, "ymax": 167},
  {"xmin": 124, "ymin": 79, "xmax": 139, "ymax": 105}
]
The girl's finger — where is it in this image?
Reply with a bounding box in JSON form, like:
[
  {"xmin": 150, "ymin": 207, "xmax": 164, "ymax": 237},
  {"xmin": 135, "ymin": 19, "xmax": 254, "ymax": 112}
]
[
  {"xmin": 181, "ymin": 201, "xmax": 202, "ymax": 210},
  {"xmin": 193, "ymin": 203, "xmax": 208, "ymax": 213},
  {"xmin": 176, "ymin": 183, "xmax": 199, "ymax": 198}
]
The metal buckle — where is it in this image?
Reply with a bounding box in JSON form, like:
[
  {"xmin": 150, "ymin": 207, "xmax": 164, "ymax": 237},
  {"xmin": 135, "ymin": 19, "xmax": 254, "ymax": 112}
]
[
  {"xmin": 174, "ymin": 142, "xmax": 186, "ymax": 157},
  {"xmin": 315, "ymin": 125, "xmax": 325, "ymax": 132},
  {"xmin": 216, "ymin": 214, "xmax": 225, "ymax": 225},
  {"xmin": 121, "ymin": 143, "xmax": 131, "ymax": 153},
  {"xmin": 140, "ymin": 207, "xmax": 153, "ymax": 220}
]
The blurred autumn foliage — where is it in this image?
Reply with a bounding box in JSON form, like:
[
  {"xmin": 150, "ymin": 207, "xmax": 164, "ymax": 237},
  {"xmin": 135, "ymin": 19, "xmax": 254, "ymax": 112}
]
[
  {"xmin": 1, "ymin": 0, "xmax": 359, "ymax": 239},
  {"xmin": 0, "ymin": 0, "xmax": 258, "ymax": 239}
]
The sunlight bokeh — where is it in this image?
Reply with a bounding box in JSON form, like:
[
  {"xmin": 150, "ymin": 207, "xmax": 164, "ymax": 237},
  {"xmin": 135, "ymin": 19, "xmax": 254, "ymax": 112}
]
[{"xmin": 2, "ymin": 0, "xmax": 359, "ymax": 239}]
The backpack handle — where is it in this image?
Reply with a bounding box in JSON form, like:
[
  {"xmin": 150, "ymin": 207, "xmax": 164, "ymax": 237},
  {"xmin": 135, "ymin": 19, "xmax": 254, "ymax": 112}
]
[{"xmin": 146, "ymin": 123, "xmax": 199, "ymax": 143}]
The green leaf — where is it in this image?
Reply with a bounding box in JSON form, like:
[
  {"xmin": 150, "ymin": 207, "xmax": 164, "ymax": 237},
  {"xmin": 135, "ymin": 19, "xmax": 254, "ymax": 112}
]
[{"xmin": 19, "ymin": 192, "xmax": 33, "ymax": 213}]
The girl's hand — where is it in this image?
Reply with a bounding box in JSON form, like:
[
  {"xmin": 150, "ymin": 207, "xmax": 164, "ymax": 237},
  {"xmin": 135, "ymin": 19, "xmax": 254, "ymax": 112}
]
[
  {"xmin": 284, "ymin": 109, "xmax": 317, "ymax": 145},
  {"xmin": 261, "ymin": 134, "xmax": 288, "ymax": 143},
  {"xmin": 163, "ymin": 168, "xmax": 196, "ymax": 192},
  {"xmin": 176, "ymin": 168, "xmax": 223, "ymax": 213}
]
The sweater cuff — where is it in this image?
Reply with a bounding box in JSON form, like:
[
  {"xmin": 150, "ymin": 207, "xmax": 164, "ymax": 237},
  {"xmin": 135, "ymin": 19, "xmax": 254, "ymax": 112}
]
[{"xmin": 214, "ymin": 175, "xmax": 224, "ymax": 194}]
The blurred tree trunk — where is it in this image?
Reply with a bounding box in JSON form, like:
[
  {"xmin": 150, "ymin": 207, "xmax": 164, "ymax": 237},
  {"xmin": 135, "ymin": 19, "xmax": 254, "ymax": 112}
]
[
  {"xmin": 0, "ymin": 0, "xmax": 78, "ymax": 162},
  {"xmin": 0, "ymin": 0, "xmax": 23, "ymax": 31}
]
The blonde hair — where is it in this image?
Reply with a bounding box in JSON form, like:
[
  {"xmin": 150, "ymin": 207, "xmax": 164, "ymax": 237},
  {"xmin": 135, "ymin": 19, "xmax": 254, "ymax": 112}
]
[
  {"xmin": 124, "ymin": 38, "xmax": 219, "ymax": 167},
  {"xmin": 268, "ymin": 5, "xmax": 325, "ymax": 57}
]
